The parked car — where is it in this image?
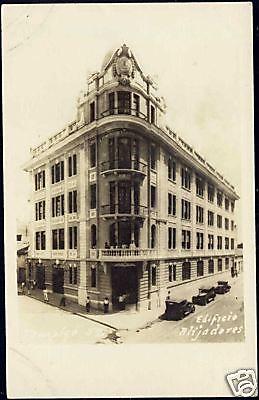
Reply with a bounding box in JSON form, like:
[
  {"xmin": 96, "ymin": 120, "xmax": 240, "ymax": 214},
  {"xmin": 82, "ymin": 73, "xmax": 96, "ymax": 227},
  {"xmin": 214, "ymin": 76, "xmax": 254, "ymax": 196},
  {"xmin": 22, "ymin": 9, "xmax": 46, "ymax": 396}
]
[
  {"xmin": 215, "ymin": 281, "xmax": 231, "ymax": 294},
  {"xmin": 192, "ymin": 286, "xmax": 216, "ymax": 306},
  {"xmin": 165, "ymin": 298, "xmax": 195, "ymax": 320}
]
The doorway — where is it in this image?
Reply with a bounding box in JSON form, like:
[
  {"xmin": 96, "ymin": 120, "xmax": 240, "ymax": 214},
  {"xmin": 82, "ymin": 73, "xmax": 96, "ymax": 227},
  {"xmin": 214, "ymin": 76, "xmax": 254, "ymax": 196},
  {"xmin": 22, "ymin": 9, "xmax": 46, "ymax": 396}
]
[
  {"xmin": 52, "ymin": 266, "xmax": 64, "ymax": 293},
  {"xmin": 36, "ymin": 265, "xmax": 45, "ymax": 289},
  {"xmin": 111, "ymin": 265, "xmax": 138, "ymax": 309}
]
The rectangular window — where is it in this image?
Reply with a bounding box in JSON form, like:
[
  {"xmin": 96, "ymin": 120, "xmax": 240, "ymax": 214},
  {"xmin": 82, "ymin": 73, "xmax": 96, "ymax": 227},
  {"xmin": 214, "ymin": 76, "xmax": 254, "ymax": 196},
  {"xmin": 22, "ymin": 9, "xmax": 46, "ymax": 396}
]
[
  {"xmin": 150, "ymin": 105, "xmax": 155, "ymax": 124},
  {"xmin": 68, "ymin": 190, "xmax": 77, "ymax": 213},
  {"xmin": 217, "ymin": 236, "xmax": 222, "ymax": 250},
  {"xmin": 52, "ymin": 228, "xmax": 64, "ymax": 250},
  {"xmin": 150, "ymin": 145, "xmax": 156, "ymax": 170},
  {"xmin": 133, "ymin": 94, "xmax": 140, "ymax": 117},
  {"xmin": 217, "ymin": 191, "xmax": 223, "ymax": 207},
  {"xmin": 151, "ymin": 185, "xmax": 156, "ymax": 208},
  {"xmin": 208, "ymin": 211, "xmax": 214, "ymax": 226},
  {"xmin": 208, "ymin": 234, "xmax": 214, "ymax": 250},
  {"xmin": 225, "ymin": 197, "xmax": 229, "ymax": 211},
  {"xmin": 231, "ymin": 238, "xmax": 234, "ymax": 250},
  {"xmin": 168, "ymin": 157, "xmax": 176, "ymax": 181},
  {"xmin": 225, "ymin": 218, "xmax": 229, "ymax": 230},
  {"xmin": 225, "ymin": 258, "xmax": 229, "ymax": 270},
  {"xmin": 168, "ymin": 227, "xmax": 176, "ymax": 249},
  {"xmin": 182, "ymin": 230, "xmax": 191, "ymax": 249},
  {"xmin": 35, "ymin": 231, "xmax": 46, "ymax": 250},
  {"xmin": 69, "ymin": 226, "xmax": 78, "ymax": 249},
  {"xmin": 90, "ymin": 143, "xmax": 96, "ymax": 168},
  {"xmin": 168, "ymin": 193, "xmax": 176, "ymax": 216},
  {"xmin": 151, "ymin": 265, "xmax": 157, "ymax": 286},
  {"xmin": 225, "ymin": 238, "xmax": 229, "ymax": 250},
  {"xmin": 196, "ymin": 205, "xmax": 204, "ymax": 223},
  {"xmin": 118, "ymin": 91, "xmax": 131, "ymax": 114},
  {"xmin": 34, "ymin": 170, "xmax": 45, "ymax": 191},
  {"xmin": 217, "ymin": 214, "xmax": 222, "ymax": 228},
  {"xmin": 52, "ymin": 194, "xmax": 65, "ymax": 217},
  {"xmin": 109, "ymin": 92, "xmax": 115, "ymax": 115},
  {"xmin": 181, "ymin": 167, "xmax": 191, "ymax": 190},
  {"xmin": 90, "ymin": 184, "xmax": 96, "ymax": 209},
  {"xmin": 90, "ymin": 101, "xmax": 95, "ymax": 122},
  {"xmin": 35, "ymin": 200, "xmax": 45, "ymax": 221},
  {"xmin": 231, "ymin": 220, "xmax": 234, "ymax": 231},
  {"xmin": 196, "ymin": 232, "xmax": 204, "ymax": 249},
  {"xmin": 73, "ymin": 266, "xmax": 77, "ymax": 285},
  {"xmin": 208, "ymin": 184, "xmax": 215, "ymax": 202},
  {"xmin": 218, "ymin": 258, "xmax": 222, "ymax": 272},
  {"xmin": 52, "ymin": 161, "xmax": 64, "ymax": 184},
  {"xmin": 196, "ymin": 176, "xmax": 204, "ymax": 197},
  {"xmin": 181, "ymin": 199, "xmax": 191, "ymax": 220},
  {"xmin": 68, "ymin": 154, "xmax": 77, "ymax": 177},
  {"xmin": 231, "ymin": 201, "xmax": 235, "ymax": 212}
]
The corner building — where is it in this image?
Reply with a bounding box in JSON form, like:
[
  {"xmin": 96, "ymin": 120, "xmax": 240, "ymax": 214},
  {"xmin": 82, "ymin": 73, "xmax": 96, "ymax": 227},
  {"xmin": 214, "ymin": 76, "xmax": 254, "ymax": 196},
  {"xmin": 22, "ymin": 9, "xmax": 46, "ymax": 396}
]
[{"xmin": 24, "ymin": 45, "xmax": 239, "ymax": 311}]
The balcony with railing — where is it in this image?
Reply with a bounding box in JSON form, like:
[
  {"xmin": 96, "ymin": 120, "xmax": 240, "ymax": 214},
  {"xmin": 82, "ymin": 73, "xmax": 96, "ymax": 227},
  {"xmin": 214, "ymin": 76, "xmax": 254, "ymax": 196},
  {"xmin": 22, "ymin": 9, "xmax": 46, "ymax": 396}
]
[
  {"xmin": 89, "ymin": 248, "xmax": 158, "ymax": 261},
  {"xmin": 100, "ymin": 203, "xmax": 147, "ymax": 219},
  {"xmin": 100, "ymin": 159, "xmax": 147, "ymax": 177}
]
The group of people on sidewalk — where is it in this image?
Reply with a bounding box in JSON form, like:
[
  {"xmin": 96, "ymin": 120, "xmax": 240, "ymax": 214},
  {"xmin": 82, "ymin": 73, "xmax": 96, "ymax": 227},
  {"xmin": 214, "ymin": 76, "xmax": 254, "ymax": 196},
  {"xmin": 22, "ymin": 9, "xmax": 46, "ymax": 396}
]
[{"xmin": 85, "ymin": 296, "xmax": 109, "ymax": 314}]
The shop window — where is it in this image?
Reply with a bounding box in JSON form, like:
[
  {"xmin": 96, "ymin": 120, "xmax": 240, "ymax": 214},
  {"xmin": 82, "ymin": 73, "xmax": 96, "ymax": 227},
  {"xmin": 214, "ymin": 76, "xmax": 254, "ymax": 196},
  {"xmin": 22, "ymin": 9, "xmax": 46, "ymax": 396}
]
[
  {"xmin": 208, "ymin": 259, "xmax": 214, "ymax": 274},
  {"xmin": 182, "ymin": 262, "xmax": 191, "ymax": 280}
]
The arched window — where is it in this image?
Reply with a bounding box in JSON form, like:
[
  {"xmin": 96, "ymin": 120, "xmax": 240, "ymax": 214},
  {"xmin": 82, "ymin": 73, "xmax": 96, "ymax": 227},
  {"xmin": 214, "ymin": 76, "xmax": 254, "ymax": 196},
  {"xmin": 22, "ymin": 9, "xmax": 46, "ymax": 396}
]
[
  {"xmin": 91, "ymin": 224, "xmax": 97, "ymax": 248},
  {"xmin": 197, "ymin": 260, "xmax": 204, "ymax": 277},
  {"xmin": 208, "ymin": 259, "xmax": 214, "ymax": 274},
  {"xmin": 151, "ymin": 225, "xmax": 156, "ymax": 248},
  {"xmin": 182, "ymin": 262, "xmax": 191, "ymax": 281}
]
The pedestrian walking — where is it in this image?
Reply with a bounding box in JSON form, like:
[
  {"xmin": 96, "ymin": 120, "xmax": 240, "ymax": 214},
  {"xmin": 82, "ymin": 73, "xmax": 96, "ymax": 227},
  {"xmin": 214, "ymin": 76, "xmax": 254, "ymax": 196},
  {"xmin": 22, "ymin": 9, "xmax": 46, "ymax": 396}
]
[
  {"xmin": 85, "ymin": 296, "xmax": 90, "ymax": 313},
  {"xmin": 27, "ymin": 281, "xmax": 31, "ymax": 296},
  {"xmin": 60, "ymin": 295, "xmax": 66, "ymax": 307},
  {"xmin": 103, "ymin": 297, "xmax": 109, "ymax": 313},
  {"xmin": 43, "ymin": 287, "xmax": 49, "ymax": 302},
  {"xmin": 21, "ymin": 282, "xmax": 25, "ymax": 295},
  {"xmin": 118, "ymin": 294, "xmax": 124, "ymax": 310}
]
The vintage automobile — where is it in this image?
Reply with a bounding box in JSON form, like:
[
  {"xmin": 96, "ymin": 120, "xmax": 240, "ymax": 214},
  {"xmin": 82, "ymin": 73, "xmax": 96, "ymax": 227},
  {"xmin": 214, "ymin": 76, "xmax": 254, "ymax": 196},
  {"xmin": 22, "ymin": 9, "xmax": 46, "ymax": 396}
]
[
  {"xmin": 192, "ymin": 286, "xmax": 216, "ymax": 306},
  {"xmin": 215, "ymin": 280, "xmax": 231, "ymax": 294},
  {"xmin": 165, "ymin": 298, "xmax": 195, "ymax": 320}
]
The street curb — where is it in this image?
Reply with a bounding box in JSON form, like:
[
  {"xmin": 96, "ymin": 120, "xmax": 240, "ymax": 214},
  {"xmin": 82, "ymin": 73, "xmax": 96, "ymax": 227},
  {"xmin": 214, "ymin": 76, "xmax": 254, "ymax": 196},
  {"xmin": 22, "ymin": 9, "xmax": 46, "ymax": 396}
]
[{"xmin": 21, "ymin": 294, "xmax": 119, "ymax": 330}]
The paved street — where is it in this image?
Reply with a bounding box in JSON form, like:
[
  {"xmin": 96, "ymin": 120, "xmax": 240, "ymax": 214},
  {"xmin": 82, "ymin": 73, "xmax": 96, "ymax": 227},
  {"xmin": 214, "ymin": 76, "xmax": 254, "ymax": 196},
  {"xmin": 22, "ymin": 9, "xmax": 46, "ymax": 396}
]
[
  {"xmin": 18, "ymin": 296, "xmax": 116, "ymax": 345},
  {"xmin": 119, "ymin": 273, "xmax": 244, "ymax": 343}
]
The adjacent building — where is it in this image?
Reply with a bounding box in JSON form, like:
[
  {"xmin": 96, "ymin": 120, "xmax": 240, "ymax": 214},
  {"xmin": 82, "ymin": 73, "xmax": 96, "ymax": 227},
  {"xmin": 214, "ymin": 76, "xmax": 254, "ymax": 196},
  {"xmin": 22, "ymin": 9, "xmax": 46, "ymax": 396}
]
[
  {"xmin": 23, "ymin": 44, "xmax": 239, "ymax": 311},
  {"xmin": 17, "ymin": 220, "xmax": 29, "ymax": 284}
]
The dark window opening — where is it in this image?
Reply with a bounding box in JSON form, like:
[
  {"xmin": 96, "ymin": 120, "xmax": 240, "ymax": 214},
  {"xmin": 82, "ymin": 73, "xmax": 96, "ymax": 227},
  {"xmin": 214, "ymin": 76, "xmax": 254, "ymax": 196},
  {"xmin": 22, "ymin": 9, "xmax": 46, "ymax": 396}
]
[
  {"xmin": 90, "ymin": 102, "xmax": 95, "ymax": 122},
  {"xmin": 151, "ymin": 185, "xmax": 156, "ymax": 208},
  {"xmin": 90, "ymin": 143, "xmax": 96, "ymax": 168}
]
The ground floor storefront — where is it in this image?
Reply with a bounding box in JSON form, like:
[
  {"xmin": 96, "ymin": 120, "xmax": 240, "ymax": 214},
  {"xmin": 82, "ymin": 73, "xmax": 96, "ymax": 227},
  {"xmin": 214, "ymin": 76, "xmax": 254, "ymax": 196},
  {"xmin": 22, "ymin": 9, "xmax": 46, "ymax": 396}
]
[{"xmin": 27, "ymin": 255, "xmax": 235, "ymax": 312}]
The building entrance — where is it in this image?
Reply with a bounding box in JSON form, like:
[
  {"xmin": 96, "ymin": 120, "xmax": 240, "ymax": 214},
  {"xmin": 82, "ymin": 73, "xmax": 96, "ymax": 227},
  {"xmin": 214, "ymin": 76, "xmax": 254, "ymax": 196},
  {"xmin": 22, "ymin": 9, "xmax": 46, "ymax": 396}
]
[
  {"xmin": 36, "ymin": 265, "xmax": 45, "ymax": 289},
  {"xmin": 111, "ymin": 265, "xmax": 138, "ymax": 309},
  {"xmin": 52, "ymin": 266, "xmax": 64, "ymax": 294}
]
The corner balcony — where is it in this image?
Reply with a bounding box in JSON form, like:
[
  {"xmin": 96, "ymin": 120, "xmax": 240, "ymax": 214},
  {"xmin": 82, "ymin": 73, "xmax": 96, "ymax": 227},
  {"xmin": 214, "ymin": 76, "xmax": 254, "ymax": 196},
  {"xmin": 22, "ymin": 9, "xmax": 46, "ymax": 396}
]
[
  {"xmin": 100, "ymin": 204, "xmax": 148, "ymax": 219},
  {"xmin": 100, "ymin": 159, "xmax": 147, "ymax": 178},
  {"xmin": 89, "ymin": 248, "xmax": 158, "ymax": 261}
]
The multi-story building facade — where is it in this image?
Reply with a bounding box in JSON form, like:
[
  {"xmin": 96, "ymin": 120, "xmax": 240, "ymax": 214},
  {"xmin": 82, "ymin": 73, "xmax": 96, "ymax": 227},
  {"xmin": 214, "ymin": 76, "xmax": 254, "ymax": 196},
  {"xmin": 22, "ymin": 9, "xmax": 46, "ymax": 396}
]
[{"xmin": 24, "ymin": 44, "xmax": 239, "ymax": 311}]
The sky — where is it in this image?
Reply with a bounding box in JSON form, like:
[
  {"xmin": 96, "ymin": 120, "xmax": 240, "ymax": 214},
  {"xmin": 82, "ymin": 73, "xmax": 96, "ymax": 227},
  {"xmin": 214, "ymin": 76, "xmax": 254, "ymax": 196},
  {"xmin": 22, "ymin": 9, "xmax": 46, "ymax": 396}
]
[{"xmin": 3, "ymin": 3, "xmax": 253, "ymax": 241}]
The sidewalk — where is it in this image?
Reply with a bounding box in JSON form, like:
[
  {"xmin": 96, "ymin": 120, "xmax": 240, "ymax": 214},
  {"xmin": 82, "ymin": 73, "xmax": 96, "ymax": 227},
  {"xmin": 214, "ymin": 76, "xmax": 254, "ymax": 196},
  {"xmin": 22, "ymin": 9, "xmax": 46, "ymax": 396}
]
[{"xmin": 21, "ymin": 270, "xmax": 235, "ymax": 331}]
